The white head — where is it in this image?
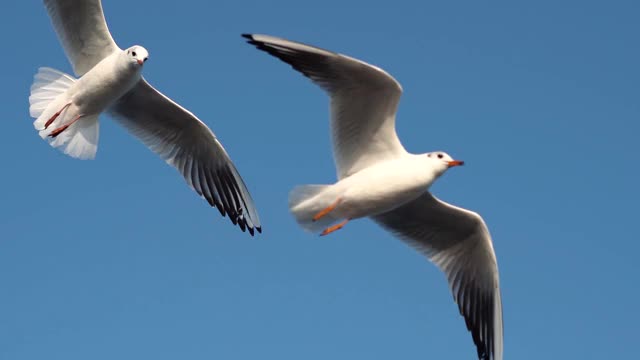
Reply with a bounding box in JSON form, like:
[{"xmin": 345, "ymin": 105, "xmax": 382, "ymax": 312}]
[
  {"xmin": 425, "ymin": 151, "xmax": 464, "ymax": 176},
  {"xmin": 125, "ymin": 45, "xmax": 149, "ymax": 67}
]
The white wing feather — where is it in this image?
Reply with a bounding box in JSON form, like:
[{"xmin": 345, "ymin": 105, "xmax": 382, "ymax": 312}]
[
  {"xmin": 44, "ymin": 0, "xmax": 119, "ymax": 76},
  {"xmin": 243, "ymin": 34, "xmax": 406, "ymax": 179}
]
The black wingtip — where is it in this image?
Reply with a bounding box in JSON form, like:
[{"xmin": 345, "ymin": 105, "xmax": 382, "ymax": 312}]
[
  {"xmin": 241, "ymin": 33, "xmax": 264, "ymax": 48},
  {"xmin": 243, "ymin": 225, "xmax": 261, "ymax": 237},
  {"xmin": 238, "ymin": 218, "xmax": 246, "ymax": 232}
]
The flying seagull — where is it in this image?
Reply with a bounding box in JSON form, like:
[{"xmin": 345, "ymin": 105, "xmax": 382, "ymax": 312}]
[
  {"xmin": 28, "ymin": 0, "xmax": 261, "ymax": 235},
  {"xmin": 243, "ymin": 33, "xmax": 503, "ymax": 358}
]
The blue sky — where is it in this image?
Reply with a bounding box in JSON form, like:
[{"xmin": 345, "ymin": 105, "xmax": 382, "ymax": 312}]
[{"xmin": 1, "ymin": 0, "xmax": 638, "ymax": 359}]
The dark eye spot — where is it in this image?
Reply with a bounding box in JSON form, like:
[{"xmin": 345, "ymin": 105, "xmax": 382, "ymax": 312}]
[
  {"xmin": 437, "ymin": 154, "xmax": 443, "ymax": 159},
  {"xmin": 132, "ymin": 51, "xmax": 137, "ymax": 57},
  {"xmin": 144, "ymin": 57, "xmax": 148, "ymax": 62}
]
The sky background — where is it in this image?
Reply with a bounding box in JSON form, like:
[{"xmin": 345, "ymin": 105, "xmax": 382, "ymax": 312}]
[{"xmin": 1, "ymin": 0, "xmax": 638, "ymax": 359}]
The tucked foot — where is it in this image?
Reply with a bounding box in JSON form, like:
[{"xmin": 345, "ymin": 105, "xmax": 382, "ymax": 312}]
[
  {"xmin": 320, "ymin": 219, "xmax": 349, "ymax": 236},
  {"xmin": 49, "ymin": 114, "xmax": 83, "ymax": 138},
  {"xmin": 44, "ymin": 102, "xmax": 71, "ymax": 129},
  {"xmin": 313, "ymin": 197, "xmax": 341, "ymax": 222}
]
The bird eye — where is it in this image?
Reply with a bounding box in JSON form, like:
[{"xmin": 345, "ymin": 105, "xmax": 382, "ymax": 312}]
[
  {"xmin": 144, "ymin": 57, "xmax": 148, "ymax": 62},
  {"xmin": 132, "ymin": 51, "xmax": 137, "ymax": 57},
  {"xmin": 437, "ymin": 154, "xmax": 443, "ymax": 159}
]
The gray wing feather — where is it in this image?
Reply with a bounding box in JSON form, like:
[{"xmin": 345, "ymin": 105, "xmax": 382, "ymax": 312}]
[
  {"xmin": 109, "ymin": 80, "xmax": 261, "ymax": 235},
  {"xmin": 373, "ymin": 193, "xmax": 503, "ymax": 360}
]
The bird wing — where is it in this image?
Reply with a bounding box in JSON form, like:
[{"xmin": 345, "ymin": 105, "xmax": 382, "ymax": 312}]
[
  {"xmin": 44, "ymin": 0, "xmax": 119, "ymax": 76},
  {"xmin": 109, "ymin": 79, "xmax": 261, "ymax": 235},
  {"xmin": 373, "ymin": 192, "xmax": 503, "ymax": 360},
  {"xmin": 243, "ymin": 34, "xmax": 406, "ymax": 179}
]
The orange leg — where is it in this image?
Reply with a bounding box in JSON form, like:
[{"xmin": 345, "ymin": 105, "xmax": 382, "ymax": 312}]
[
  {"xmin": 49, "ymin": 114, "xmax": 83, "ymax": 138},
  {"xmin": 44, "ymin": 102, "xmax": 71, "ymax": 129},
  {"xmin": 312, "ymin": 197, "xmax": 341, "ymax": 222},
  {"xmin": 320, "ymin": 219, "xmax": 350, "ymax": 236}
]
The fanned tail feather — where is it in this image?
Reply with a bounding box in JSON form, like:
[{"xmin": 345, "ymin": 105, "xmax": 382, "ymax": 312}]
[
  {"xmin": 29, "ymin": 67, "xmax": 99, "ymax": 160},
  {"xmin": 30, "ymin": 67, "xmax": 75, "ymax": 122}
]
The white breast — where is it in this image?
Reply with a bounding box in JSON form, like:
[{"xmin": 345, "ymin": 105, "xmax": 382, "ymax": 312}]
[
  {"xmin": 334, "ymin": 155, "xmax": 438, "ymax": 219},
  {"xmin": 69, "ymin": 51, "xmax": 141, "ymax": 114}
]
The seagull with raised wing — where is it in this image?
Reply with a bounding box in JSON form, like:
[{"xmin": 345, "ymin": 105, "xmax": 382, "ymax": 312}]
[
  {"xmin": 28, "ymin": 0, "xmax": 260, "ymax": 234},
  {"xmin": 243, "ymin": 33, "xmax": 503, "ymax": 359}
]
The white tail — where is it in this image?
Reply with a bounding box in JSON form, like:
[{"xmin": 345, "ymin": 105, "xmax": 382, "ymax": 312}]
[
  {"xmin": 29, "ymin": 67, "xmax": 99, "ymax": 160},
  {"xmin": 288, "ymin": 184, "xmax": 342, "ymax": 233}
]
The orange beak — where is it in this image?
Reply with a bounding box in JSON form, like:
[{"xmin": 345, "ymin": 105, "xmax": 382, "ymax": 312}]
[
  {"xmin": 137, "ymin": 59, "xmax": 144, "ymax": 65},
  {"xmin": 447, "ymin": 160, "xmax": 465, "ymax": 167}
]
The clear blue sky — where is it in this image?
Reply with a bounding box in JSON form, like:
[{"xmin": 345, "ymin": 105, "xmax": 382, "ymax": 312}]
[{"xmin": 1, "ymin": 0, "xmax": 638, "ymax": 359}]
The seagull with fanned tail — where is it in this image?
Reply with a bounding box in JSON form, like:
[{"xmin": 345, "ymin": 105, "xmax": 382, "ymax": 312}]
[{"xmin": 28, "ymin": 0, "xmax": 261, "ymax": 234}]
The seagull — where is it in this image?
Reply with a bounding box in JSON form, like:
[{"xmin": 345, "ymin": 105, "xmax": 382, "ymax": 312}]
[
  {"xmin": 243, "ymin": 33, "xmax": 503, "ymax": 359},
  {"xmin": 28, "ymin": 0, "xmax": 261, "ymax": 235}
]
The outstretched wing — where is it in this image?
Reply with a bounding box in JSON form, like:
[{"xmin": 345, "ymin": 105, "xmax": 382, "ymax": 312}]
[
  {"xmin": 109, "ymin": 79, "xmax": 261, "ymax": 235},
  {"xmin": 373, "ymin": 193, "xmax": 503, "ymax": 360},
  {"xmin": 44, "ymin": 0, "xmax": 119, "ymax": 76},
  {"xmin": 243, "ymin": 34, "xmax": 406, "ymax": 179}
]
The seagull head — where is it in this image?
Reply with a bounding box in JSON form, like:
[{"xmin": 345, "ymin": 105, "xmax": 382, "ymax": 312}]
[
  {"xmin": 426, "ymin": 151, "xmax": 464, "ymax": 174},
  {"xmin": 126, "ymin": 45, "xmax": 149, "ymax": 67}
]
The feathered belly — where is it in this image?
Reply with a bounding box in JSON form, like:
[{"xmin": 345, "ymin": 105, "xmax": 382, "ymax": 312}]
[
  {"xmin": 70, "ymin": 56, "xmax": 140, "ymax": 114},
  {"xmin": 335, "ymin": 163, "xmax": 433, "ymax": 219}
]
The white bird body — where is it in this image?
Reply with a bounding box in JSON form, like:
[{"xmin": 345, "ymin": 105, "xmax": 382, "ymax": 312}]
[
  {"xmin": 293, "ymin": 154, "xmax": 442, "ymax": 224},
  {"xmin": 68, "ymin": 51, "xmax": 142, "ymax": 114},
  {"xmin": 246, "ymin": 33, "xmax": 503, "ymax": 360},
  {"xmin": 35, "ymin": 50, "xmax": 142, "ymax": 135}
]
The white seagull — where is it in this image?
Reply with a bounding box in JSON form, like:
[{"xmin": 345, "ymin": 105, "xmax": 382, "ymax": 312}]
[
  {"xmin": 28, "ymin": 0, "xmax": 261, "ymax": 235},
  {"xmin": 243, "ymin": 34, "xmax": 503, "ymax": 359}
]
